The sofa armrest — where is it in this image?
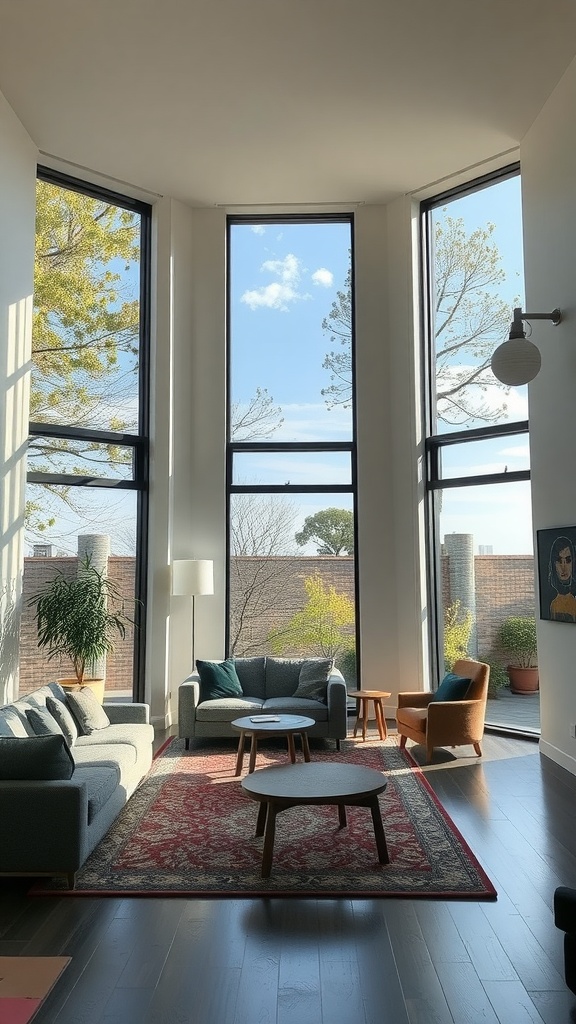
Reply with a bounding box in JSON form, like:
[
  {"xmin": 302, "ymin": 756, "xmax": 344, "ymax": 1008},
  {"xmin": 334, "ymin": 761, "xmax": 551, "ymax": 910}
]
[
  {"xmin": 426, "ymin": 699, "xmax": 486, "ymax": 742},
  {"xmin": 178, "ymin": 676, "xmax": 201, "ymax": 740},
  {"xmin": 104, "ymin": 702, "xmax": 150, "ymax": 725},
  {"xmin": 327, "ymin": 670, "xmax": 347, "ymax": 739},
  {"xmin": 0, "ymin": 779, "xmax": 87, "ymax": 872}
]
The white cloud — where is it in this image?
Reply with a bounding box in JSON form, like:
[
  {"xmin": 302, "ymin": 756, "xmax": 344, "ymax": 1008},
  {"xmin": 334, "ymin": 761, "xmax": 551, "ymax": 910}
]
[
  {"xmin": 251, "ymin": 225, "xmax": 265, "ymax": 235},
  {"xmin": 241, "ymin": 253, "xmax": 311, "ymax": 312},
  {"xmin": 312, "ymin": 267, "xmax": 333, "ymax": 287}
]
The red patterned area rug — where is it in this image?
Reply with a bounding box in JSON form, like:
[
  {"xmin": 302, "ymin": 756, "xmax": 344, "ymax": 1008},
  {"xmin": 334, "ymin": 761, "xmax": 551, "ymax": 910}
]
[{"xmin": 31, "ymin": 738, "xmax": 496, "ymax": 899}]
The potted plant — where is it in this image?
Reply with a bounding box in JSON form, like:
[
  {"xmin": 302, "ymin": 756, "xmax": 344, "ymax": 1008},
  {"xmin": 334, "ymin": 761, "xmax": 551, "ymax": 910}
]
[
  {"xmin": 30, "ymin": 554, "xmax": 132, "ymax": 702},
  {"xmin": 498, "ymin": 616, "xmax": 539, "ymax": 694}
]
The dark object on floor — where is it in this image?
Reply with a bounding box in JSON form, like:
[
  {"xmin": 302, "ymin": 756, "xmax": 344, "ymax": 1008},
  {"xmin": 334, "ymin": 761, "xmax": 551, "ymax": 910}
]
[{"xmin": 554, "ymin": 886, "xmax": 576, "ymax": 995}]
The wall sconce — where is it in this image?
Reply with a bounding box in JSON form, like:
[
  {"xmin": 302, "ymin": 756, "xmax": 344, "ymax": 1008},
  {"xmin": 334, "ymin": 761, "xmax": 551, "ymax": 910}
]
[{"xmin": 490, "ymin": 306, "xmax": 562, "ymax": 386}]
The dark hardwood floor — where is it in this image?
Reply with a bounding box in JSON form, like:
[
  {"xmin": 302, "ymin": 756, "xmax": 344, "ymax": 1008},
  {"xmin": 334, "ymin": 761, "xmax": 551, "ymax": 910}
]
[{"xmin": 2, "ymin": 728, "xmax": 576, "ymax": 1024}]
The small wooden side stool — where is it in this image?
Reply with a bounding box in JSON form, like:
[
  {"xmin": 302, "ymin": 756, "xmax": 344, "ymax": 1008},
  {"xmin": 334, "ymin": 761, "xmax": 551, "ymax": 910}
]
[{"xmin": 347, "ymin": 689, "xmax": 391, "ymax": 741}]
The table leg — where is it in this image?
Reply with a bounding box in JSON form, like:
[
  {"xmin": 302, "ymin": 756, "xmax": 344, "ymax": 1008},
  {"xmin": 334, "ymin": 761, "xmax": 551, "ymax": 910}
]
[
  {"xmin": 287, "ymin": 733, "xmax": 296, "ymax": 763},
  {"xmin": 338, "ymin": 803, "xmax": 347, "ymax": 829},
  {"xmin": 248, "ymin": 734, "xmax": 258, "ymax": 773},
  {"xmin": 235, "ymin": 731, "xmax": 246, "ymax": 776},
  {"xmin": 353, "ymin": 697, "xmax": 361, "ymax": 738},
  {"xmin": 374, "ymin": 699, "xmax": 387, "ymax": 740},
  {"xmin": 261, "ymin": 801, "xmax": 278, "ymax": 877},
  {"xmin": 362, "ymin": 698, "xmax": 368, "ymax": 741},
  {"xmin": 255, "ymin": 800, "xmax": 268, "ymax": 837},
  {"xmin": 369, "ymin": 796, "xmax": 389, "ymax": 864},
  {"xmin": 301, "ymin": 732, "xmax": 311, "ymax": 763}
]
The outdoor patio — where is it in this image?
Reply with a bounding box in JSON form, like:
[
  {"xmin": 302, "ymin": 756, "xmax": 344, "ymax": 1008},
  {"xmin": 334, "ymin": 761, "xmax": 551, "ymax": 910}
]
[{"xmin": 485, "ymin": 686, "xmax": 540, "ymax": 735}]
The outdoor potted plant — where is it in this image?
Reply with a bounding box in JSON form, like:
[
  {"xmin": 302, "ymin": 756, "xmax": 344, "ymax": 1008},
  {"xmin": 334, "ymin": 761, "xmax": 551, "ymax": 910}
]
[
  {"xmin": 498, "ymin": 615, "xmax": 539, "ymax": 694},
  {"xmin": 30, "ymin": 553, "xmax": 132, "ymax": 703}
]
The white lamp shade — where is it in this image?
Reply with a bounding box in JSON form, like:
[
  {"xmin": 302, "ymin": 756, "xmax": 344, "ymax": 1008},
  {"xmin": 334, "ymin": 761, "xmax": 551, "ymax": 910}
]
[
  {"xmin": 490, "ymin": 338, "xmax": 542, "ymax": 386},
  {"xmin": 171, "ymin": 559, "xmax": 214, "ymax": 596}
]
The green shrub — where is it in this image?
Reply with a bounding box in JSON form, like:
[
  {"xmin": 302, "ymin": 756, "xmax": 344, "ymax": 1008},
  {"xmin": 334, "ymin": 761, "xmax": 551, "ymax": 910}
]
[
  {"xmin": 478, "ymin": 654, "xmax": 509, "ymax": 698},
  {"xmin": 443, "ymin": 600, "xmax": 473, "ymax": 671},
  {"xmin": 498, "ymin": 616, "xmax": 537, "ymax": 668}
]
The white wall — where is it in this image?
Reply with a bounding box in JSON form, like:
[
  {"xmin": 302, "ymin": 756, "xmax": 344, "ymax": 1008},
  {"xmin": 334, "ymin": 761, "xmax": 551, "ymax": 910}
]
[
  {"xmin": 521, "ymin": 56, "xmax": 576, "ymax": 774},
  {"xmin": 0, "ymin": 91, "xmax": 36, "ymax": 704}
]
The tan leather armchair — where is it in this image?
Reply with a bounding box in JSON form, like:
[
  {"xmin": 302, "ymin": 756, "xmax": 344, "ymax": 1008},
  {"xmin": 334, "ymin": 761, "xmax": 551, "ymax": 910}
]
[{"xmin": 396, "ymin": 658, "xmax": 490, "ymax": 764}]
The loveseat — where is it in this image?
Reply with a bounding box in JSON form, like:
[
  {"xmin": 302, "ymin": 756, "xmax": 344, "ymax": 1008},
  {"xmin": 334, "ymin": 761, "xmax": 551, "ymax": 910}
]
[
  {"xmin": 0, "ymin": 681, "xmax": 154, "ymax": 888},
  {"xmin": 179, "ymin": 656, "xmax": 348, "ymax": 750}
]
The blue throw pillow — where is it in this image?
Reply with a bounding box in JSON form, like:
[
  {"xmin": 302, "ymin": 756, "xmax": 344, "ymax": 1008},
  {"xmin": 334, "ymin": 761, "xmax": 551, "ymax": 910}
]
[
  {"xmin": 25, "ymin": 706, "xmax": 64, "ymax": 737},
  {"xmin": 432, "ymin": 672, "xmax": 472, "ymax": 702},
  {"xmin": 196, "ymin": 659, "xmax": 243, "ymax": 701}
]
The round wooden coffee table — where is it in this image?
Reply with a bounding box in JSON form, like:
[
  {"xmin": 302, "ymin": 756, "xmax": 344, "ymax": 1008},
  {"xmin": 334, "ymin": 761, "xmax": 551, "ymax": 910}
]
[
  {"xmin": 231, "ymin": 714, "xmax": 315, "ymax": 776},
  {"xmin": 242, "ymin": 761, "xmax": 389, "ymax": 877},
  {"xmin": 347, "ymin": 689, "xmax": 391, "ymax": 741}
]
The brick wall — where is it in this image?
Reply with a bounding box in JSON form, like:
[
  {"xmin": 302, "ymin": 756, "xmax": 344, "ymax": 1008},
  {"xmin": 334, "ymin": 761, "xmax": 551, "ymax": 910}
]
[
  {"xmin": 19, "ymin": 552, "xmax": 537, "ymax": 696},
  {"xmin": 20, "ymin": 556, "xmax": 135, "ymax": 695}
]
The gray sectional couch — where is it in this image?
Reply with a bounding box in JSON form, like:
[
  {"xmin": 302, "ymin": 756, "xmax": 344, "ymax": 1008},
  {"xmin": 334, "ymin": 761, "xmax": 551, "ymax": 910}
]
[
  {"xmin": 178, "ymin": 656, "xmax": 348, "ymax": 749},
  {"xmin": 0, "ymin": 682, "xmax": 154, "ymax": 888}
]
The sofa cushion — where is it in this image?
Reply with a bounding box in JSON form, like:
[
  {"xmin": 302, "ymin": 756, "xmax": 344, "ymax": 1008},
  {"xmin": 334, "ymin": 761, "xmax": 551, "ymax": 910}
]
[
  {"xmin": 292, "ymin": 658, "xmax": 334, "ymax": 703},
  {"xmin": 70, "ymin": 763, "xmax": 121, "ymax": 823},
  {"xmin": 46, "ymin": 695, "xmax": 79, "ymax": 746},
  {"xmin": 396, "ymin": 706, "xmax": 428, "ymax": 730},
  {"xmin": 0, "ymin": 735, "xmax": 74, "ymax": 780},
  {"xmin": 74, "ymin": 722, "xmax": 155, "ymax": 758},
  {"xmin": 265, "ymin": 657, "xmax": 303, "ymax": 698},
  {"xmin": 263, "ymin": 696, "xmax": 328, "ymax": 720},
  {"xmin": 431, "ymin": 673, "xmax": 472, "ymax": 702},
  {"xmin": 66, "ymin": 688, "xmax": 111, "ymax": 734},
  {"xmin": 234, "ymin": 657, "xmax": 266, "ymax": 699},
  {"xmin": 25, "ymin": 706, "xmax": 64, "ymax": 737},
  {"xmin": 196, "ymin": 659, "xmax": 243, "ymax": 701},
  {"xmin": 196, "ymin": 697, "xmax": 264, "ymax": 721}
]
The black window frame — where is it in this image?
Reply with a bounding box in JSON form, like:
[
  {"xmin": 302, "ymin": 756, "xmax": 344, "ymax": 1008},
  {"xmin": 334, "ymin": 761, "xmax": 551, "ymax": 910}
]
[
  {"xmin": 225, "ymin": 213, "xmax": 360, "ymax": 669},
  {"xmin": 420, "ymin": 163, "xmax": 527, "ymax": 684},
  {"xmin": 29, "ymin": 166, "xmax": 151, "ymax": 702}
]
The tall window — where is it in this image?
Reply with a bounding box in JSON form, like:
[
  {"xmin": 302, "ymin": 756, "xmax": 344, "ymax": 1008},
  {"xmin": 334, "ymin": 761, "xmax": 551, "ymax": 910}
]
[
  {"xmin": 227, "ymin": 217, "xmax": 358, "ymax": 685},
  {"xmin": 19, "ymin": 168, "xmax": 150, "ymax": 700},
  {"xmin": 422, "ymin": 167, "xmax": 539, "ymax": 726}
]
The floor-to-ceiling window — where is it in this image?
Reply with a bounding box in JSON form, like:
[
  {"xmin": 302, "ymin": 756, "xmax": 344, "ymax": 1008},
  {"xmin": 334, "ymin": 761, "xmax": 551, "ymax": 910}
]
[
  {"xmin": 227, "ymin": 216, "xmax": 359, "ymax": 685},
  {"xmin": 18, "ymin": 168, "xmax": 150, "ymax": 700},
  {"xmin": 422, "ymin": 166, "xmax": 540, "ymax": 734}
]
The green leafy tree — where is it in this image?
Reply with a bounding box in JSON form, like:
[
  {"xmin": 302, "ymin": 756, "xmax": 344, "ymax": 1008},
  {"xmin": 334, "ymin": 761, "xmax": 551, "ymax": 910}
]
[
  {"xmin": 270, "ymin": 572, "xmax": 355, "ymax": 659},
  {"xmin": 443, "ymin": 599, "xmax": 473, "ymax": 671},
  {"xmin": 322, "ymin": 219, "xmax": 517, "ymax": 425},
  {"xmin": 295, "ymin": 508, "xmax": 354, "ymax": 555}
]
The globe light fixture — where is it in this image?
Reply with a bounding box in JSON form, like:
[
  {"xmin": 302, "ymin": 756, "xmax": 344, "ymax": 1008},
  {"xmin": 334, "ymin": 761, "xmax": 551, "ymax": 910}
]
[{"xmin": 491, "ymin": 307, "xmax": 562, "ymax": 386}]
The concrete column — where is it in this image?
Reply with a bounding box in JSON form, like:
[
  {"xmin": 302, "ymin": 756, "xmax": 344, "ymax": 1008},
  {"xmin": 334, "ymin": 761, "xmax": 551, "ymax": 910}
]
[
  {"xmin": 444, "ymin": 533, "xmax": 477, "ymax": 656},
  {"xmin": 77, "ymin": 534, "xmax": 110, "ymax": 679}
]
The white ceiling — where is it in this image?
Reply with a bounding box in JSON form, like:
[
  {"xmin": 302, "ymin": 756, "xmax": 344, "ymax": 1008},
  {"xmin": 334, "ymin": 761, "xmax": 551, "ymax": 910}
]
[{"xmin": 0, "ymin": 0, "xmax": 575, "ymax": 207}]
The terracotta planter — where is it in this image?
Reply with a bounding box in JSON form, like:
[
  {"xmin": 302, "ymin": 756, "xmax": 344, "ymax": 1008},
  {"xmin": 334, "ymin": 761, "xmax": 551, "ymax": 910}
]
[
  {"xmin": 506, "ymin": 666, "xmax": 539, "ymax": 694},
  {"xmin": 58, "ymin": 678, "xmax": 105, "ymax": 704}
]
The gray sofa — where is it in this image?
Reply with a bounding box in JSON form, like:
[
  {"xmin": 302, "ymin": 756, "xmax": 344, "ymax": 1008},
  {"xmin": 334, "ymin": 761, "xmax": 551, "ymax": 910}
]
[
  {"xmin": 178, "ymin": 656, "xmax": 348, "ymax": 750},
  {"xmin": 0, "ymin": 682, "xmax": 154, "ymax": 888}
]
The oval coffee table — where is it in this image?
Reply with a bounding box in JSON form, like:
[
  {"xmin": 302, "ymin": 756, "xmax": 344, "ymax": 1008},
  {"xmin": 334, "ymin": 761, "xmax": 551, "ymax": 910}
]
[
  {"xmin": 231, "ymin": 714, "xmax": 315, "ymax": 776},
  {"xmin": 242, "ymin": 761, "xmax": 389, "ymax": 877}
]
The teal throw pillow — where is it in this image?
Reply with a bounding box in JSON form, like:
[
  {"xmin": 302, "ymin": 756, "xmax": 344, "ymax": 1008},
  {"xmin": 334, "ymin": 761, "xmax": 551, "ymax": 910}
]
[
  {"xmin": 196, "ymin": 659, "xmax": 243, "ymax": 701},
  {"xmin": 0, "ymin": 735, "xmax": 74, "ymax": 780},
  {"xmin": 292, "ymin": 658, "xmax": 334, "ymax": 703},
  {"xmin": 432, "ymin": 672, "xmax": 471, "ymax": 702}
]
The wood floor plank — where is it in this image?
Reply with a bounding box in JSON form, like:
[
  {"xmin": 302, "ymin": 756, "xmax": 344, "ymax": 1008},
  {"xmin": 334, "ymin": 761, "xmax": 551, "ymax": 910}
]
[
  {"xmin": 434, "ymin": 961, "xmax": 500, "ymax": 1023},
  {"xmin": 482, "ymin": 980, "xmax": 546, "ymax": 1023}
]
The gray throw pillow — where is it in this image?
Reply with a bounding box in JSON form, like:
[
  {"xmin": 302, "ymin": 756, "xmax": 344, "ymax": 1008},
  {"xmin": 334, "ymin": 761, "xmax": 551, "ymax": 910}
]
[
  {"xmin": 25, "ymin": 706, "xmax": 64, "ymax": 737},
  {"xmin": 46, "ymin": 695, "xmax": 79, "ymax": 746},
  {"xmin": 0, "ymin": 735, "xmax": 74, "ymax": 780},
  {"xmin": 66, "ymin": 688, "xmax": 111, "ymax": 734},
  {"xmin": 292, "ymin": 658, "xmax": 334, "ymax": 703}
]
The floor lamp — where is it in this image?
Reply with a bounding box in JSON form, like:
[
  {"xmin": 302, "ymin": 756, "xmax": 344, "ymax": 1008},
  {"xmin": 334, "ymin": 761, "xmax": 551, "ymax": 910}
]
[{"xmin": 171, "ymin": 559, "xmax": 214, "ymax": 671}]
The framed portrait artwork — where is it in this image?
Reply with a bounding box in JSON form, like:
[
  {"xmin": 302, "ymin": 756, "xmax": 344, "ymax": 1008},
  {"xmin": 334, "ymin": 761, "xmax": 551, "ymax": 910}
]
[{"xmin": 537, "ymin": 526, "xmax": 576, "ymax": 623}]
